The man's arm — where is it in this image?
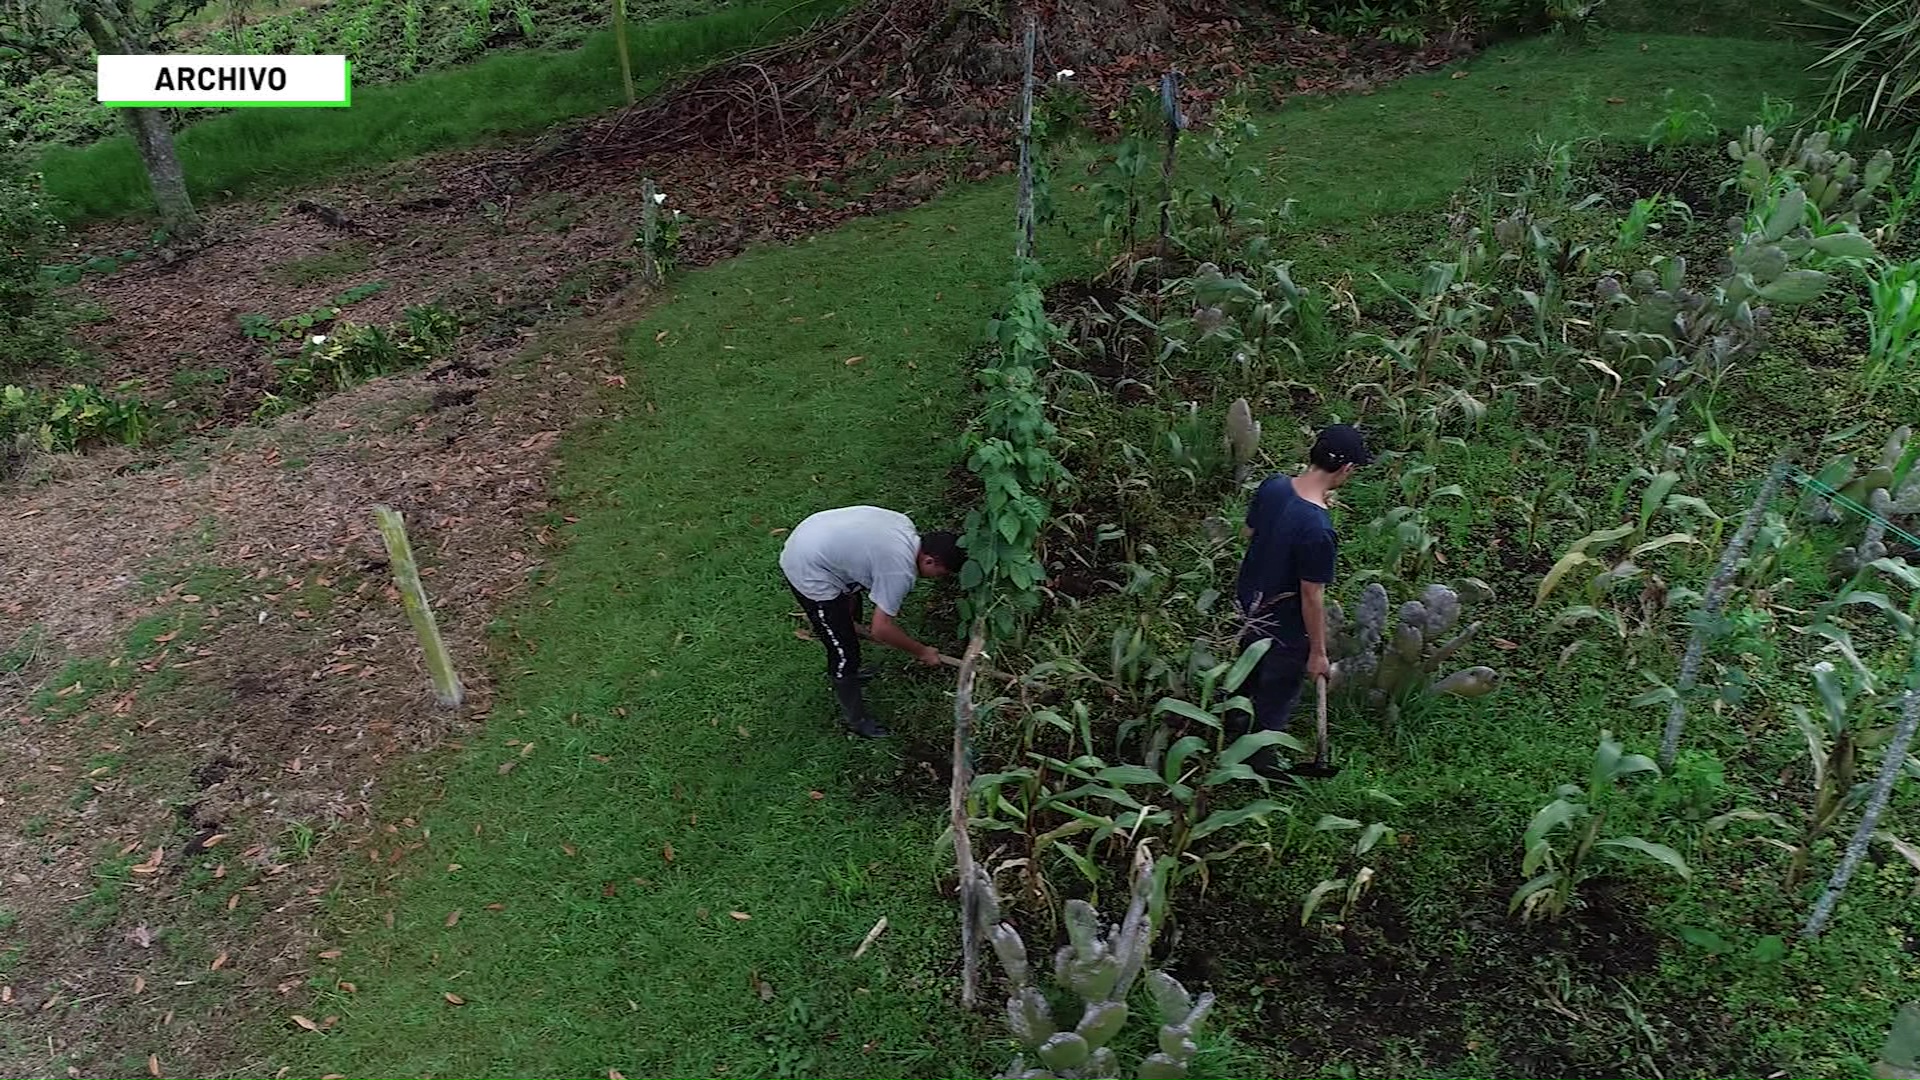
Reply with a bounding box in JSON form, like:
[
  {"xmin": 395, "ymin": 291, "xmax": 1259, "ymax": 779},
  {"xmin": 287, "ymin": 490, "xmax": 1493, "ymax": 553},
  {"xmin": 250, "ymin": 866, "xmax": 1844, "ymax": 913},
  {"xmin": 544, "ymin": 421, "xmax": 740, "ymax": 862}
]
[
  {"xmin": 1301, "ymin": 580, "xmax": 1330, "ymax": 681},
  {"xmin": 870, "ymin": 608, "xmax": 941, "ymax": 666}
]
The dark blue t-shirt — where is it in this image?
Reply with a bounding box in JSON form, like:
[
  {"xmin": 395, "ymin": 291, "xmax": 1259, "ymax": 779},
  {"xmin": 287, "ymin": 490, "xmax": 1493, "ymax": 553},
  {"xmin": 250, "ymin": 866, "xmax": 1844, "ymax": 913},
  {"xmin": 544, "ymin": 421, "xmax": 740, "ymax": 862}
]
[{"xmin": 1236, "ymin": 475, "xmax": 1337, "ymax": 643}]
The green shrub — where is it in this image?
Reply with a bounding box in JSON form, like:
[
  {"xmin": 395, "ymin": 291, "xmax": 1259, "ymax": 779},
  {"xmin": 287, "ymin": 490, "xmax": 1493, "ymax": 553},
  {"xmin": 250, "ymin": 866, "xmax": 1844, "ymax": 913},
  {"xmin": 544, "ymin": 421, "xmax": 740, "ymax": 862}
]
[
  {"xmin": 256, "ymin": 304, "xmax": 460, "ymax": 419},
  {"xmin": 0, "ymin": 157, "xmax": 75, "ymax": 375},
  {"xmin": 0, "ymin": 383, "xmax": 153, "ymax": 452}
]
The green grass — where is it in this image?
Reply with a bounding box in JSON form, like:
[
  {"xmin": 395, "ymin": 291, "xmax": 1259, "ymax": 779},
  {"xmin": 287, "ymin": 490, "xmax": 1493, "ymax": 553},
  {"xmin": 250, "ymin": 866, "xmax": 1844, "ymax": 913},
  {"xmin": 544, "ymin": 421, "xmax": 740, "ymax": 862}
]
[
  {"xmin": 291, "ymin": 29, "xmax": 1841, "ymax": 1080},
  {"xmin": 37, "ymin": 0, "xmax": 853, "ymax": 226}
]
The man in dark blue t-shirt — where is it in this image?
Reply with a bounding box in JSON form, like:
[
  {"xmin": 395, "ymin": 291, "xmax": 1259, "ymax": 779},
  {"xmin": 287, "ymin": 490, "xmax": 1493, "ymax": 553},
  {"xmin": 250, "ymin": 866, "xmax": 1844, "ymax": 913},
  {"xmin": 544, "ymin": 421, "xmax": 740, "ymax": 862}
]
[{"xmin": 1234, "ymin": 424, "xmax": 1372, "ymax": 758}]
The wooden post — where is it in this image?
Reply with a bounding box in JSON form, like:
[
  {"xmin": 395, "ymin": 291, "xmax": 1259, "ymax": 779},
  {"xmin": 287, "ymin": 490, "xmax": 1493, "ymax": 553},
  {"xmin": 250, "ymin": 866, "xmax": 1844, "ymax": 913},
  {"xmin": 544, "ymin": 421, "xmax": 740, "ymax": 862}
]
[
  {"xmin": 1804, "ymin": 669, "xmax": 1918, "ymax": 937},
  {"xmin": 612, "ymin": 0, "xmax": 636, "ymax": 105},
  {"xmin": 639, "ymin": 177, "xmax": 661, "ymax": 285},
  {"xmin": 1014, "ymin": 17, "xmax": 1037, "ymax": 261},
  {"xmin": 1156, "ymin": 70, "xmax": 1183, "ymax": 258},
  {"xmin": 1659, "ymin": 458, "xmax": 1788, "ymax": 768},
  {"xmin": 373, "ymin": 506, "xmax": 465, "ymax": 709},
  {"xmin": 952, "ymin": 624, "xmax": 988, "ymax": 1008}
]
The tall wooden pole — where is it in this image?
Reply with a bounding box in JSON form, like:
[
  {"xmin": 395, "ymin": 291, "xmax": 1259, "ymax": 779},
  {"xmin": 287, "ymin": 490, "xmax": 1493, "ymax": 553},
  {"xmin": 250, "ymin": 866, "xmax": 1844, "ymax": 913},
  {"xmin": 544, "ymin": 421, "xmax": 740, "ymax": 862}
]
[
  {"xmin": 952, "ymin": 625, "xmax": 988, "ymax": 1008},
  {"xmin": 373, "ymin": 506, "xmax": 465, "ymax": 708},
  {"xmin": 1804, "ymin": 665, "xmax": 1918, "ymax": 937},
  {"xmin": 1014, "ymin": 17, "xmax": 1036, "ymax": 261},
  {"xmin": 1659, "ymin": 458, "xmax": 1788, "ymax": 768}
]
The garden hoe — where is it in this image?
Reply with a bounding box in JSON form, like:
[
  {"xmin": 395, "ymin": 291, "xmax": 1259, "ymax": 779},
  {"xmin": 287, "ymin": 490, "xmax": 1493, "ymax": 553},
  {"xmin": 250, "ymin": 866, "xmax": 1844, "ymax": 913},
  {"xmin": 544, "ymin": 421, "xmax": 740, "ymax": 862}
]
[{"xmin": 1283, "ymin": 675, "xmax": 1340, "ymax": 780}]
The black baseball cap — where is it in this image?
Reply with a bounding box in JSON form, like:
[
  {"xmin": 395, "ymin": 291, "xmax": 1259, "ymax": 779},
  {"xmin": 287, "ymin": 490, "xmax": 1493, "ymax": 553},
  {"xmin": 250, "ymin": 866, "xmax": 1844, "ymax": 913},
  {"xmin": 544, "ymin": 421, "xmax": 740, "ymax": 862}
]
[{"xmin": 1310, "ymin": 424, "xmax": 1374, "ymax": 470}]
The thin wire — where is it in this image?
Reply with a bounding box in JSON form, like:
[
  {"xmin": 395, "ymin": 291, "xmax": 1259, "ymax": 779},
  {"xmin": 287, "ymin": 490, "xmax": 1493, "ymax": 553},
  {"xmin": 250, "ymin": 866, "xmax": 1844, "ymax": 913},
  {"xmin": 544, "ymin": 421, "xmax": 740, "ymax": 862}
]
[{"xmin": 1789, "ymin": 470, "xmax": 1920, "ymax": 552}]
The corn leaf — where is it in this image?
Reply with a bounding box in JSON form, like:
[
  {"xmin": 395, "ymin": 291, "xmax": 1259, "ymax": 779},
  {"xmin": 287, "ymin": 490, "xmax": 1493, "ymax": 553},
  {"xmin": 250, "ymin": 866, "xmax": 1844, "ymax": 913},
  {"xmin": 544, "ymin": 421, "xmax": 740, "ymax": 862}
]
[
  {"xmin": 1189, "ymin": 798, "xmax": 1289, "ymax": 843},
  {"xmin": 1631, "ymin": 532, "xmax": 1700, "ymax": 557},
  {"xmin": 1536, "ymin": 551, "xmax": 1593, "ymax": 608},
  {"xmin": 1524, "ymin": 798, "xmax": 1581, "ymax": 849},
  {"xmin": 1301, "ymin": 878, "xmax": 1348, "ymax": 925},
  {"xmin": 1163, "ymin": 735, "xmax": 1209, "ymax": 788},
  {"xmin": 1222, "ymin": 637, "xmax": 1271, "ymax": 693},
  {"xmin": 1509, "ymin": 870, "xmax": 1563, "ymax": 915},
  {"xmin": 1595, "ymin": 836, "xmax": 1691, "ymax": 879},
  {"xmin": 1152, "ymin": 697, "xmax": 1222, "ymax": 730},
  {"xmin": 1355, "ymin": 822, "xmax": 1394, "ymax": 855}
]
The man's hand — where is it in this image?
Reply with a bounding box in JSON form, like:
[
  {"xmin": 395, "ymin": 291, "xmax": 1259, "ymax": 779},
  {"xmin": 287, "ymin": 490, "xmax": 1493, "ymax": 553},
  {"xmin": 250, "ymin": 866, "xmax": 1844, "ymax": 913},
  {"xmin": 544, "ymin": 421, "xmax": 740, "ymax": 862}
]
[
  {"xmin": 917, "ymin": 645, "xmax": 943, "ymax": 668},
  {"xmin": 1307, "ymin": 650, "xmax": 1331, "ymax": 683}
]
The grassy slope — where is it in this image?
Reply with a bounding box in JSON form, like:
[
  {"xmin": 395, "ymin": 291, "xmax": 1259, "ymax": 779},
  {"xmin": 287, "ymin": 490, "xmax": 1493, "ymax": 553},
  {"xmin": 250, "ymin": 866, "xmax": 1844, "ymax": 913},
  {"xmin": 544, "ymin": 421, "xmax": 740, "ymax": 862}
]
[
  {"xmin": 36, "ymin": 0, "xmax": 849, "ymax": 226},
  {"xmin": 292, "ymin": 32, "xmax": 1822, "ymax": 1077}
]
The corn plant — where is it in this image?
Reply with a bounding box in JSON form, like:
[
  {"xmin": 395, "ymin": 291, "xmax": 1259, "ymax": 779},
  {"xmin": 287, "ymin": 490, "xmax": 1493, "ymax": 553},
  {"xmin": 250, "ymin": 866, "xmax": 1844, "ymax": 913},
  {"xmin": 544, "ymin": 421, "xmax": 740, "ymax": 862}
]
[
  {"xmin": 1645, "ymin": 91, "xmax": 1715, "ymax": 150},
  {"xmin": 1704, "ymin": 662, "xmax": 1908, "ymax": 890},
  {"xmin": 1536, "ymin": 522, "xmax": 1697, "ymax": 640},
  {"xmin": 1301, "ymin": 816, "xmax": 1395, "ymax": 926},
  {"xmin": 512, "ymin": 0, "xmax": 535, "ymax": 39},
  {"xmin": 1512, "ymin": 730, "xmax": 1691, "ymax": 922},
  {"xmin": 1615, "ymin": 193, "xmax": 1691, "ymax": 253},
  {"xmin": 1092, "ymin": 136, "xmax": 1152, "ymax": 254},
  {"xmin": 1866, "ymin": 260, "xmax": 1920, "ymax": 392},
  {"xmin": 989, "ymin": 849, "xmax": 1215, "ymax": 1079},
  {"xmin": 1502, "ymin": 470, "xmax": 1586, "ymax": 550}
]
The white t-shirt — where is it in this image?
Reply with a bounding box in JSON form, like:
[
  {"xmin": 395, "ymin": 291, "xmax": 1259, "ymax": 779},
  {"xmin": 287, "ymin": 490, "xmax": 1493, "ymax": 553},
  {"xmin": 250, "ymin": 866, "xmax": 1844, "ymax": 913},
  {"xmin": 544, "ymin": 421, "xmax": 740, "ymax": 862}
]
[{"xmin": 779, "ymin": 506, "xmax": 921, "ymax": 615}]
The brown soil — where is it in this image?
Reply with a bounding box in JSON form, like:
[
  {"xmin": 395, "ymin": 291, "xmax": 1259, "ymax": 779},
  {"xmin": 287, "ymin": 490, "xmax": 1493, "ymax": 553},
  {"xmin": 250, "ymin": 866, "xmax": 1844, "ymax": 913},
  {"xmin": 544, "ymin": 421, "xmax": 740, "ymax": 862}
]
[{"xmin": 0, "ymin": 2, "xmax": 1458, "ymax": 1074}]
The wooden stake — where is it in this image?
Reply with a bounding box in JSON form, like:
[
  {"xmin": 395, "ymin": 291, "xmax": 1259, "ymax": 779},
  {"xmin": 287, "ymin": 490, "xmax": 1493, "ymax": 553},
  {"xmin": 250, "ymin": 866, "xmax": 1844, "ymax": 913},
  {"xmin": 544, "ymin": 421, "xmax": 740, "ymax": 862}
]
[
  {"xmin": 1804, "ymin": 667, "xmax": 1919, "ymax": 937},
  {"xmin": 373, "ymin": 506, "xmax": 465, "ymax": 709},
  {"xmin": 1659, "ymin": 457, "xmax": 1787, "ymax": 769},
  {"xmin": 1014, "ymin": 17, "xmax": 1037, "ymax": 261},
  {"xmin": 952, "ymin": 625, "xmax": 987, "ymax": 1009},
  {"xmin": 639, "ymin": 178, "xmax": 662, "ymax": 285},
  {"xmin": 1156, "ymin": 70, "xmax": 1183, "ymax": 258}
]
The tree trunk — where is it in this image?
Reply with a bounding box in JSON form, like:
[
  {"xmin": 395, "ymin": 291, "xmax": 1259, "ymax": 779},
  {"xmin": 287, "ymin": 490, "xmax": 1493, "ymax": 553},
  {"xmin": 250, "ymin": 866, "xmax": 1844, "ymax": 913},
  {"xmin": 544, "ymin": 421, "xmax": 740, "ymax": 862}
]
[{"xmin": 80, "ymin": 7, "xmax": 204, "ymax": 243}]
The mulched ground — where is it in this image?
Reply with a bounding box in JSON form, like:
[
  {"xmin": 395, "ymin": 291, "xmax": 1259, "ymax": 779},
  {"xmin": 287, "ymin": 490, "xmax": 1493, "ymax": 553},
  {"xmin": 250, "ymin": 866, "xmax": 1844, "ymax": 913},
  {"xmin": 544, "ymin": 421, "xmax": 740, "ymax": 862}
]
[{"xmin": 0, "ymin": 2, "xmax": 1458, "ymax": 1073}]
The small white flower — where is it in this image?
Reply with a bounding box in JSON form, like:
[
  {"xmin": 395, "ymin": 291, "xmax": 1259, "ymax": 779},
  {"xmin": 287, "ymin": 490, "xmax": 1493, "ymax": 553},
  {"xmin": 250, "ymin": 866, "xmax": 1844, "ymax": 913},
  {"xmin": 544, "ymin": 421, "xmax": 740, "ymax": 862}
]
[
  {"xmin": 652, "ymin": 192, "xmax": 667, "ymax": 205},
  {"xmin": 1055, "ymin": 69, "xmax": 1075, "ymax": 81},
  {"xmin": 310, "ymin": 334, "xmax": 327, "ymax": 344}
]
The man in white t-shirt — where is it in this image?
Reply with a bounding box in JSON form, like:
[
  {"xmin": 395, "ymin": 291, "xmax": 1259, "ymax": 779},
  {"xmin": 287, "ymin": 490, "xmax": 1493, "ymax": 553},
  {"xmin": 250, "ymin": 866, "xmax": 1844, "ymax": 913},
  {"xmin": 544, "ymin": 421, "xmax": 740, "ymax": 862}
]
[{"xmin": 780, "ymin": 505, "xmax": 963, "ymax": 738}]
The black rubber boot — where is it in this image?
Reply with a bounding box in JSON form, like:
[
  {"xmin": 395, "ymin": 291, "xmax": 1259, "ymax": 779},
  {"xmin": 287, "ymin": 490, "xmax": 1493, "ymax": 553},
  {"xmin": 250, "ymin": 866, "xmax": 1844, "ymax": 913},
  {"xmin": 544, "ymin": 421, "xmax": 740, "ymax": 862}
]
[{"xmin": 832, "ymin": 678, "xmax": 891, "ymax": 739}]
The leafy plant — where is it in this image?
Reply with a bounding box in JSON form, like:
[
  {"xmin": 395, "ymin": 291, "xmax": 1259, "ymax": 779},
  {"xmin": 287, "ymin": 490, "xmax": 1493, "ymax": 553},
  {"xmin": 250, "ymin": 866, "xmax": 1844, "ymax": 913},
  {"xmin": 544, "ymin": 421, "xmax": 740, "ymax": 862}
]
[
  {"xmin": 963, "ymin": 263, "xmax": 1070, "ymax": 642},
  {"xmin": 1645, "ymin": 91, "xmax": 1716, "ymax": 149},
  {"xmin": 1, "ymin": 382, "xmax": 152, "ymax": 453},
  {"xmin": 238, "ymin": 281, "xmax": 386, "ymax": 342},
  {"xmin": 1615, "ymin": 193, "xmax": 1691, "ymax": 252},
  {"xmin": 1512, "ymin": 729, "xmax": 1691, "ymax": 922},
  {"xmin": 1803, "ymin": 0, "xmax": 1920, "ymax": 128},
  {"xmin": 1866, "ymin": 260, "xmax": 1920, "ymax": 392},
  {"xmin": 1705, "ymin": 662, "xmax": 1909, "ymax": 890},
  {"xmin": 0, "ymin": 156, "xmax": 75, "ymax": 373},
  {"xmin": 1301, "ymin": 816, "xmax": 1395, "ymax": 926},
  {"xmin": 260, "ymin": 305, "xmax": 458, "ymax": 416}
]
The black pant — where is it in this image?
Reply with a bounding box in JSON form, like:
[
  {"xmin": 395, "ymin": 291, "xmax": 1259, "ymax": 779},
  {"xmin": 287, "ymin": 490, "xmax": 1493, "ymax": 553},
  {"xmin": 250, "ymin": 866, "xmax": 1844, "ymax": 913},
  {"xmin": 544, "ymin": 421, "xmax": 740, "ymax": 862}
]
[
  {"xmin": 792, "ymin": 584, "xmax": 862, "ymax": 682},
  {"xmin": 1236, "ymin": 632, "xmax": 1309, "ymax": 734}
]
